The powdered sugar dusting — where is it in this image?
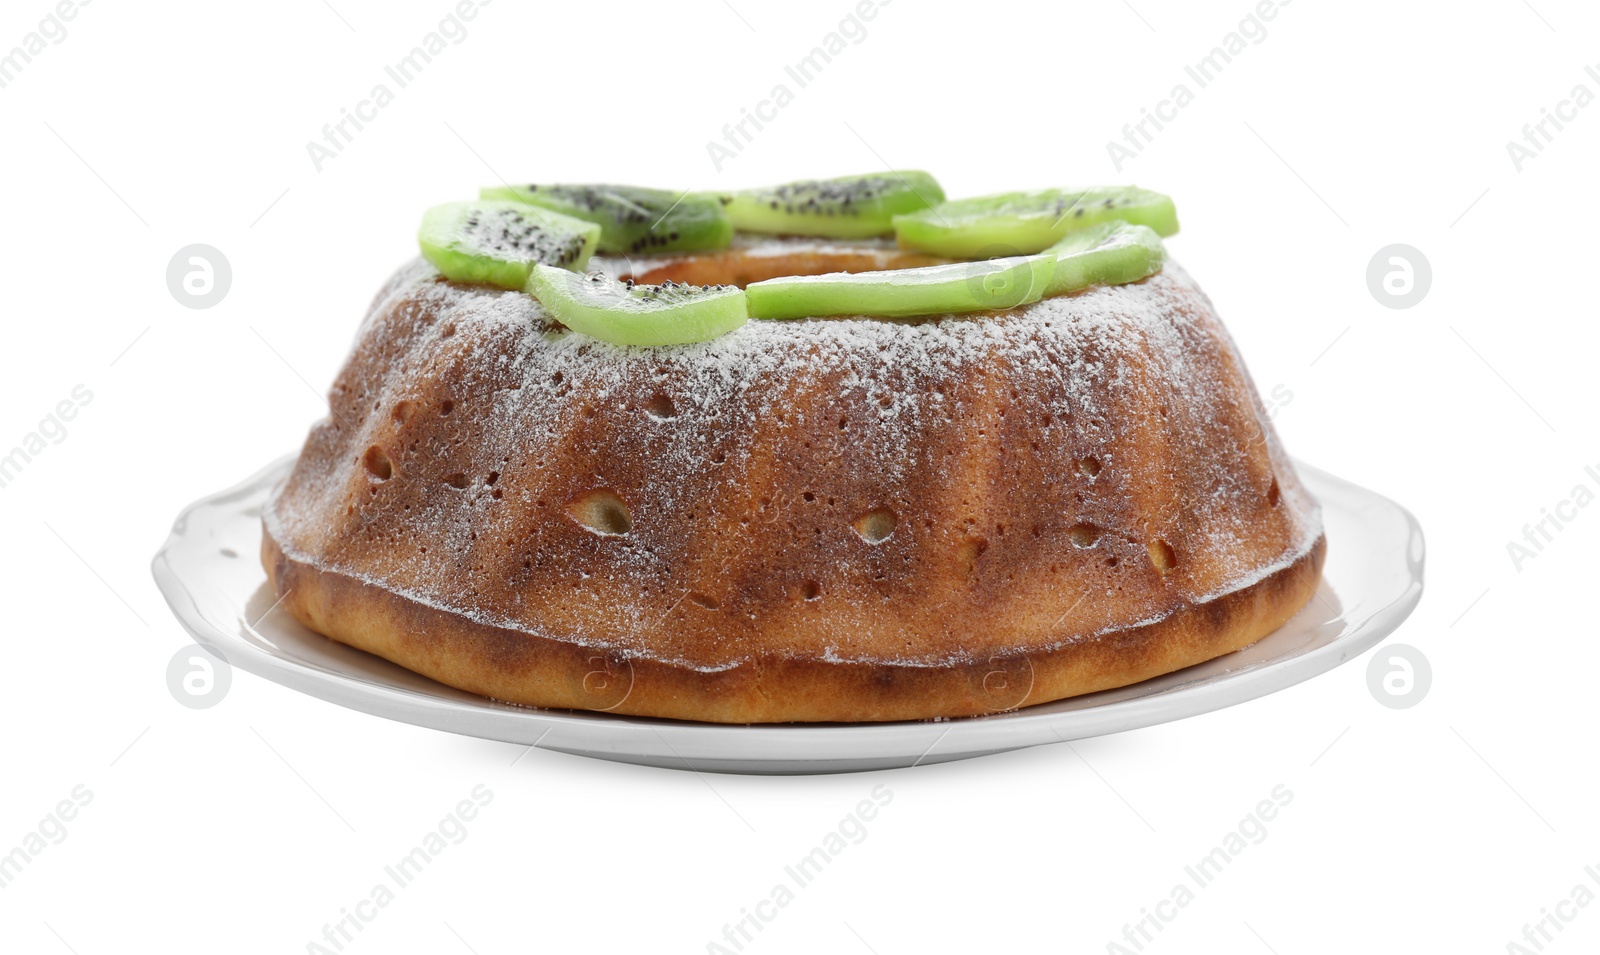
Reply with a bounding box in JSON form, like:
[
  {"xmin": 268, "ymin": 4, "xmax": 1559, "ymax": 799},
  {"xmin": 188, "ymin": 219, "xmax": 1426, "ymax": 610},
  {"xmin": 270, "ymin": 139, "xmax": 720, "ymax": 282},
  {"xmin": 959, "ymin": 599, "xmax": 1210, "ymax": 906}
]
[{"xmin": 268, "ymin": 257, "xmax": 1322, "ymax": 672}]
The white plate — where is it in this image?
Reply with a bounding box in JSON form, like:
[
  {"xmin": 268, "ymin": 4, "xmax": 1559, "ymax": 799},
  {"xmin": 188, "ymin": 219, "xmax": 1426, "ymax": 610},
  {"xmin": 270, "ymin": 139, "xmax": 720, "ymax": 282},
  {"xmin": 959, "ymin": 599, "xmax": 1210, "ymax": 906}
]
[{"xmin": 152, "ymin": 457, "xmax": 1423, "ymax": 775}]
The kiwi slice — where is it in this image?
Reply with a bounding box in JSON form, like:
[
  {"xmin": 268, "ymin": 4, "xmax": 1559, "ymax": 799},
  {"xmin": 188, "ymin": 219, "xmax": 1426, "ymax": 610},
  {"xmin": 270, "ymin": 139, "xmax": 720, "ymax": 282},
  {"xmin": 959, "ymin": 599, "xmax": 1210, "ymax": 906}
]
[
  {"xmin": 419, "ymin": 200, "xmax": 600, "ymax": 290},
  {"xmin": 893, "ymin": 187, "xmax": 1179, "ymax": 258},
  {"xmin": 480, "ymin": 184, "xmax": 733, "ymax": 256},
  {"xmin": 744, "ymin": 254, "xmax": 1054, "ymax": 320},
  {"xmin": 722, "ymin": 171, "xmax": 945, "ymax": 239},
  {"xmin": 1045, "ymin": 221, "xmax": 1167, "ymax": 296},
  {"xmin": 528, "ymin": 265, "xmax": 748, "ymax": 346}
]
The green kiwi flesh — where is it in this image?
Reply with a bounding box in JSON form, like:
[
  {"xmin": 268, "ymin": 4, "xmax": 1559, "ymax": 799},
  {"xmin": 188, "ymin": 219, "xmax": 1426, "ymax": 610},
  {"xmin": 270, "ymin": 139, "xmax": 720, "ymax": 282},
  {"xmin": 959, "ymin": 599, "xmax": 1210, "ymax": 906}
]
[
  {"xmin": 723, "ymin": 171, "xmax": 945, "ymax": 239},
  {"xmin": 744, "ymin": 254, "xmax": 1055, "ymax": 320},
  {"xmin": 480, "ymin": 184, "xmax": 733, "ymax": 255},
  {"xmin": 418, "ymin": 200, "xmax": 600, "ymax": 290},
  {"xmin": 1046, "ymin": 221, "xmax": 1167, "ymax": 295},
  {"xmin": 893, "ymin": 186, "xmax": 1179, "ymax": 258},
  {"xmin": 527, "ymin": 265, "xmax": 749, "ymax": 346}
]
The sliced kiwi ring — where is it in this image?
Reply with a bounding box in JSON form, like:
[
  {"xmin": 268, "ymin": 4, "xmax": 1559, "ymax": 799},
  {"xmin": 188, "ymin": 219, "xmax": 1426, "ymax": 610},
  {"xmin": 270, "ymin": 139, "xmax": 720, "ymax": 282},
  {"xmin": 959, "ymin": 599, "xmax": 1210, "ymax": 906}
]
[
  {"xmin": 527, "ymin": 265, "xmax": 749, "ymax": 347},
  {"xmin": 722, "ymin": 171, "xmax": 945, "ymax": 239},
  {"xmin": 744, "ymin": 253, "xmax": 1055, "ymax": 320},
  {"xmin": 418, "ymin": 199, "xmax": 600, "ymax": 290},
  {"xmin": 481, "ymin": 184, "xmax": 733, "ymax": 256},
  {"xmin": 1045, "ymin": 221, "xmax": 1167, "ymax": 296},
  {"xmin": 893, "ymin": 186, "xmax": 1178, "ymax": 258}
]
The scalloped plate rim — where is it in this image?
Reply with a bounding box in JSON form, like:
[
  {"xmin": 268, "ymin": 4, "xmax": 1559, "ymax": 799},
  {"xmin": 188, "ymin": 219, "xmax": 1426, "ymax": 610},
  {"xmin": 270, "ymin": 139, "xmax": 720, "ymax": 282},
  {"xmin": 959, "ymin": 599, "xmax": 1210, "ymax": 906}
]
[{"xmin": 151, "ymin": 455, "xmax": 1424, "ymax": 775}]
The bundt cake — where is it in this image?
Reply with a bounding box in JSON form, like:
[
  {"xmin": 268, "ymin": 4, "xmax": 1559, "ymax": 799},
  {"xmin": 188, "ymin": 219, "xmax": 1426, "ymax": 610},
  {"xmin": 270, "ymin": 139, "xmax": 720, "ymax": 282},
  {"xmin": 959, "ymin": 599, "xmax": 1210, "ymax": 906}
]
[{"xmin": 261, "ymin": 176, "xmax": 1324, "ymax": 723}]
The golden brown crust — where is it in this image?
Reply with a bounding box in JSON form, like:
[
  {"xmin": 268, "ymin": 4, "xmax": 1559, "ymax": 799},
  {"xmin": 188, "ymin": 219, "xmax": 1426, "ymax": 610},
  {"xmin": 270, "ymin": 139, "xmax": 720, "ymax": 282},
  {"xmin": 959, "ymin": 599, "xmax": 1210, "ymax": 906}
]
[
  {"xmin": 261, "ymin": 256, "xmax": 1325, "ymax": 723},
  {"xmin": 263, "ymin": 527, "xmax": 1324, "ymax": 722}
]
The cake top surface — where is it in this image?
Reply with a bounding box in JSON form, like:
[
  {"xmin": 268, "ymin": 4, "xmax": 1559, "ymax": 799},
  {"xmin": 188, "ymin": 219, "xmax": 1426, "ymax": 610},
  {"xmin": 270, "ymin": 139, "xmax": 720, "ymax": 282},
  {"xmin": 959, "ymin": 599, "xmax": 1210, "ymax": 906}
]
[{"xmin": 365, "ymin": 255, "xmax": 1217, "ymax": 427}]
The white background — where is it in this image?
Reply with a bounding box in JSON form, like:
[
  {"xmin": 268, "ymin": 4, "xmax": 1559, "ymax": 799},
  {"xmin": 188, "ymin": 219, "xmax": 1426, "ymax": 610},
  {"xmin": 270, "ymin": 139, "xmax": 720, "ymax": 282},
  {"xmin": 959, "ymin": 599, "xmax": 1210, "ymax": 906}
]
[{"xmin": 1, "ymin": 0, "xmax": 1596, "ymax": 952}]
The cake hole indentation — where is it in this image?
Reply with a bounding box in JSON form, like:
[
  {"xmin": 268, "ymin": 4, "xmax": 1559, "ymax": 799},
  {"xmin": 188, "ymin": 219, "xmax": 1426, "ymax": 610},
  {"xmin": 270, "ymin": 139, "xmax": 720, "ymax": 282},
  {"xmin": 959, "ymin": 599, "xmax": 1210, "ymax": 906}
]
[
  {"xmin": 957, "ymin": 537, "xmax": 988, "ymax": 574},
  {"xmin": 644, "ymin": 394, "xmax": 677, "ymax": 420},
  {"xmin": 363, "ymin": 446, "xmax": 393, "ymax": 481},
  {"xmin": 1068, "ymin": 522, "xmax": 1101, "ymax": 549},
  {"xmin": 1147, "ymin": 539, "xmax": 1178, "ymax": 575},
  {"xmin": 567, "ymin": 489, "xmax": 632, "ymax": 537},
  {"xmin": 853, "ymin": 508, "xmax": 897, "ymax": 544}
]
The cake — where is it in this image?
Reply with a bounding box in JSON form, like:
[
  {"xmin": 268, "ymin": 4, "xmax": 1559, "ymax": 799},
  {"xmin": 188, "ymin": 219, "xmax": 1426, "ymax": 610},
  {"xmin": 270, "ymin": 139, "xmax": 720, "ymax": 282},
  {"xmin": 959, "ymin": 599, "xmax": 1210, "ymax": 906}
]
[{"xmin": 261, "ymin": 176, "xmax": 1324, "ymax": 723}]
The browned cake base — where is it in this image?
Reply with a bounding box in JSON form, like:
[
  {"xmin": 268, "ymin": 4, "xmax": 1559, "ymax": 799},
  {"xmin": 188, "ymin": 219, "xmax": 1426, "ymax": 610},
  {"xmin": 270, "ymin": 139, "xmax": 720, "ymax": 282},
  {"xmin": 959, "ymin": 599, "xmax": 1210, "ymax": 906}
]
[
  {"xmin": 263, "ymin": 531, "xmax": 1324, "ymax": 723},
  {"xmin": 262, "ymin": 256, "xmax": 1325, "ymax": 724}
]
